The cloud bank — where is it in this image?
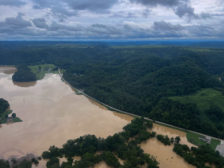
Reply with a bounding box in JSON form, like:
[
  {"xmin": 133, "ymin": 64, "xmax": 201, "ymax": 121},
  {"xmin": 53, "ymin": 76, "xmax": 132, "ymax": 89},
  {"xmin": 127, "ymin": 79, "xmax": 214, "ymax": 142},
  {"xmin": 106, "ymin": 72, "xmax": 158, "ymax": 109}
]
[{"xmin": 0, "ymin": 0, "xmax": 223, "ymax": 40}]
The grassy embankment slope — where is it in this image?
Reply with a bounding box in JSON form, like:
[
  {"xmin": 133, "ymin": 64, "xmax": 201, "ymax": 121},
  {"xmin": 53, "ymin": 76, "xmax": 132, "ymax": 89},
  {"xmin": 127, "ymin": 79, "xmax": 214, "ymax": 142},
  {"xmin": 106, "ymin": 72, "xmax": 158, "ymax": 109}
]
[
  {"xmin": 170, "ymin": 88, "xmax": 224, "ymax": 149},
  {"xmin": 29, "ymin": 64, "xmax": 58, "ymax": 80}
]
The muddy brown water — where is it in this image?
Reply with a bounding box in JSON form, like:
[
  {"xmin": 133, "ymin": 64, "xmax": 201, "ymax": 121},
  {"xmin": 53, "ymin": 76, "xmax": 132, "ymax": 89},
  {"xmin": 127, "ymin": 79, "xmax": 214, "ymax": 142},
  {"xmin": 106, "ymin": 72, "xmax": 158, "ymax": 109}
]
[
  {"xmin": 141, "ymin": 123, "xmax": 195, "ymax": 168},
  {"xmin": 0, "ymin": 67, "xmax": 194, "ymax": 168},
  {"xmin": 0, "ymin": 69, "xmax": 132, "ymax": 159}
]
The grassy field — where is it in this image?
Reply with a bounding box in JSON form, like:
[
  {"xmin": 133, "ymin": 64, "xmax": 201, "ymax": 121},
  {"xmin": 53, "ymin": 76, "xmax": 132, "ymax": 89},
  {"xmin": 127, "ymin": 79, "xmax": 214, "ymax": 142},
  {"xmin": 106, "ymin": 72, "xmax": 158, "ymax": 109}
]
[
  {"xmin": 170, "ymin": 88, "xmax": 224, "ymax": 111},
  {"xmin": 186, "ymin": 132, "xmax": 220, "ymax": 150},
  {"xmin": 29, "ymin": 64, "xmax": 58, "ymax": 80},
  {"xmin": 170, "ymin": 88, "xmax": 224, "ymax": 149}
]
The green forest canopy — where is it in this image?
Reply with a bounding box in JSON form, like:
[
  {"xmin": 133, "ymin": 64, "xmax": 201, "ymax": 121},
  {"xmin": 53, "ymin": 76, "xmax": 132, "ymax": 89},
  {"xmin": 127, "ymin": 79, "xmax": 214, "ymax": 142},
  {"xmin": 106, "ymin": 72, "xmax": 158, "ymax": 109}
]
[{"xmin": 1, "ymin": 43, "xmax": 224, "ymax": 138}]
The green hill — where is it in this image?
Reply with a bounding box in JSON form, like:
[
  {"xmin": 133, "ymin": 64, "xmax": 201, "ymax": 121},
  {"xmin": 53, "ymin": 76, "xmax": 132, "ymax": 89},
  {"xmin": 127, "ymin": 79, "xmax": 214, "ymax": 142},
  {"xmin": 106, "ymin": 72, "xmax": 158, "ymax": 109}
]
[{"xmin": 1, "ymin": 43, "xmax": 224, "ymax": 138}]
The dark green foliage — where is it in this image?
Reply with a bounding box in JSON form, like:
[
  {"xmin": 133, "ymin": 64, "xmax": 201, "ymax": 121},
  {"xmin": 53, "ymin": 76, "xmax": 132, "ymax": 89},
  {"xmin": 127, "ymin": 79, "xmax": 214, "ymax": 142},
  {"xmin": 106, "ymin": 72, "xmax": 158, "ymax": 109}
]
[
  {"xmin": 156, "ymin": 135, "xmax": 171, "ymax": 145},
  {"xmin": 150, "ymin": 99, "xmax": 202, "ymax": 133},
  {"xmin": 0, "ymin": 98, "xmax": 9, "ymax": 114},
  {"xmin": 0, "ymin": 159, "xmax": 9, "ymax": 168},
  {"xmin": 205, "ymin": 105, "xmax": 224, "ymax": 122},
  {"xmin": 101, "ymin": 152, "xmax": 121, "ymax": 167},
  {"xmin": 12, "ymin": 113, "xmax": 16, "ymax": 118},
  {"xmin": 31, "ymin": 158, "xmax": 39, "ymax": 166},
  {"xmin": 73, "ymin": 153, "xmax": 100, "ymax": 168},
  {"xmin": 46, "ymin": 157, "xmax": 60, "ymax": 168},
  {"xmin": 42, "ymin": 146, "xmax": 63, "ymax": 159},
  {"xmin": 12, "ymin": 66, "xmax": 37, "ymax": 82},
  {"xmin": 0, "ymin": 98, "xmax": 10, "ymax": 123},
  {"xmin": 175, "ymin": 136, "xmax": 181, "ymax": 144},
  {"xmin": 62, "ymin": 135, "xmax": 98, "ymax": 157},
  {"xmin": 134, "ymin": 130, "xmax": 156, "ymax": 144},
  {"xmin": 123, "ymin": 117, "xmax": 146, "ymax": 138},
  {"xmin": 1, "ymin": 44, "xmax": 224, "ymax": 137},
  {"xmin": 10, "ymin": 159, "xmax": 34, "ymax": 168},
  {"xmin": 42, "ymin": 118, "xmax": 159, "ymax": 168},
  {"xmin": 173, "ymin": 144, "xmax": 224, "ymax": 168}
]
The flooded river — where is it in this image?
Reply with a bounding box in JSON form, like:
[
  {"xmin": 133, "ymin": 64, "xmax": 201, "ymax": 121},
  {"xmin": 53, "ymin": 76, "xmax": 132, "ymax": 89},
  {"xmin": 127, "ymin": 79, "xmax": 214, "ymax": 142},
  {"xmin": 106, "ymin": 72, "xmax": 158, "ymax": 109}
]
[
  {"xmin": 0, "ymin": 66, "xmax": 194, "ymax": 168},
  {"xmin": 141, "ymin": 123, "xmax": 195, "ymax": 168},
  {"xmin": 0, "ymin": 67, "xmax": 132, "ymax": 159}
]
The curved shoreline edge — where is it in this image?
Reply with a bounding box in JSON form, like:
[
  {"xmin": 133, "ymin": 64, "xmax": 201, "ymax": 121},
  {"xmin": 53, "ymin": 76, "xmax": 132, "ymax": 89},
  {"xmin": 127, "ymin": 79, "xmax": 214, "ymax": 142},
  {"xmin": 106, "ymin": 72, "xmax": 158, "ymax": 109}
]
[{"xmin": 58, "ymin": 69, "xmax": 224, "ymax": 155}]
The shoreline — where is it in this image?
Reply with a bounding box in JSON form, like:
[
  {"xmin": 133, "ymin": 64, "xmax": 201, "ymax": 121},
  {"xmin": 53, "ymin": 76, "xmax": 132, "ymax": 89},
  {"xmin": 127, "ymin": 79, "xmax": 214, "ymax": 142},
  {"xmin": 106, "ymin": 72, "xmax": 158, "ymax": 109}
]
[
  {"xmin": 58, "ymin": 70, "xmax": 224, "ymax": 153},
  {"xmin": 1, "ymin": 66, "xmax": 223, "ymax": 150}
]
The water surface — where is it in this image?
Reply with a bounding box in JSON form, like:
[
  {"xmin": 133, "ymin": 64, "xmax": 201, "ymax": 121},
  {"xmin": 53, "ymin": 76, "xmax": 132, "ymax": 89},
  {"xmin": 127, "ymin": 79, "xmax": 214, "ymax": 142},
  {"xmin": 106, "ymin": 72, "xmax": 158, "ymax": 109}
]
[
  {"xmin": 0, "ymin": 69, "xmax": 132, "ymax": 159},
  {"xmin": 141, "ymin": 124, "xmax": 195, "ymax": 168},
  {"xmin": 0, "ymin": 67, "xmax": 194, "ymax": 168}
]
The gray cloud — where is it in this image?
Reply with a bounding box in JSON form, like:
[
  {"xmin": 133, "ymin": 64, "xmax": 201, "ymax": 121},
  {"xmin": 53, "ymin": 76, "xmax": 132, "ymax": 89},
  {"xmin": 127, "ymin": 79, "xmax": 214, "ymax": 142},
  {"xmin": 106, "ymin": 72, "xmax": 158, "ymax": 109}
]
[
  {"xmin": 174, "ymin": 4, "xmax": 211, "ymax": 19},
  {"xmin": 129, "ymin": 0, "xmax": 210, "ymax": 20},
  {"xmin": 0, "ymin": 0, "xmax": 25, "ymax": 6},
  {"xmin": 65, "ymin": 0, "xmax": 118, "ymax": 11},
  {"xmin": 174, "ymin": 4, "xmax": 195, "ymax": 18},
  {"xmin": 0, "ymin": 13, "xmax": 222, "ymax": 40},
  {"xmin": 129, "ymin": 0, "xmax": 187, "ymax": 7},
  {"xmin": 0, "ymin": 14, "xmax": 33, "ymax": 39},
  {"xmin": 32, "ymin": 18, "xmax": 48, "ymax": 29},
  {"xmin": 153, "ymin": 21, "xmax": 183, "ymax": 31},
  {"xmin": 151, "ymin": 21, "xmax": 185, "ymax": 37},
  {"xmin": 33, "ymin": 0, "xmax": 118, "ymax": 16},
  {"xmin": 33, "ymin": 0, "xmax": 77, "ymax": 17},
  {"xmin": 0, "ymin": 14, "xmax": 31, "ymax": 33}
]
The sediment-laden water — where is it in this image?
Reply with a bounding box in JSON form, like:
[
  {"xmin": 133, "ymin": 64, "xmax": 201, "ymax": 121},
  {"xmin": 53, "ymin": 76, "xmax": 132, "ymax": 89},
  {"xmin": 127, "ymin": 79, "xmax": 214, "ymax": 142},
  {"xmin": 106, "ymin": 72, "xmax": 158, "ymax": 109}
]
[
  {"xmin": 0, "ymin": 68, "xmax": 132, "ymax": 159},
  {"xmin": 0, "ymin": 66, "xmax": 194, "ymax": 168}
]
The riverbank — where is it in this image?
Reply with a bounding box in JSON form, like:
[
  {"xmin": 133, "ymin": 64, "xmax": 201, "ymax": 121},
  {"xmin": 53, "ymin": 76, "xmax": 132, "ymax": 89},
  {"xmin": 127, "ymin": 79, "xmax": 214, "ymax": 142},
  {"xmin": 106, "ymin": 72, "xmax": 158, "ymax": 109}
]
[
  {"xmin": 0, "ymin": 72, "xmax": 132, "ymax": 159},
  {"xmin": 59, "ymin": 70, "xmax": 223, "ymax": 154}
]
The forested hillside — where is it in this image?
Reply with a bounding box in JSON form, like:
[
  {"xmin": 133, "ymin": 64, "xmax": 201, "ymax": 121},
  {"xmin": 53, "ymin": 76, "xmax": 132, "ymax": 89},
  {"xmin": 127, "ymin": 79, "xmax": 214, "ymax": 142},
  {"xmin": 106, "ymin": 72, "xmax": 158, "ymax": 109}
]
[{"xmin": 1, "ymin": 42, "xmax": 224, "ymax": 138}]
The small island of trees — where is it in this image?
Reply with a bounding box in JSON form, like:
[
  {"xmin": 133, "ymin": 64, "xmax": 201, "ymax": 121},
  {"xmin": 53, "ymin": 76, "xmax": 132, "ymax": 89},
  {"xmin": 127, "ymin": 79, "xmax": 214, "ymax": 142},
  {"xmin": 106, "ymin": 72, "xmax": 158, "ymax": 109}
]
[
  {"xmin": 1, "ymin": 117, "xmax": 224, "ymax": 168},
  {"xmin": 12, "ymin": 66, "xmax": 37, "ymax": 82},
  {"xmin": 0, "ymin": 98, "xmax": 22, "ymax": 124}
]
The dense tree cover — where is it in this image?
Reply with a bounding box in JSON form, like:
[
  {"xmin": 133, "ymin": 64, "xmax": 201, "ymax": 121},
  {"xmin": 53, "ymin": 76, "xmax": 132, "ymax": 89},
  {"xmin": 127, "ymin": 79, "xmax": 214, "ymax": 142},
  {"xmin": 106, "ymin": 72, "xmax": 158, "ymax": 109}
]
[
  {"xmin": 1, "ymin": 43, "xmax": 224, "ymax": 137},
  {"xmin": 0, "ymin": 98, "xmax": 10, "ymax": 123},
  {"xmin": 0, "ymin": 98, "xmax": 9, "ymax": 114},
  {"xmin": 0, "ymin": 160, "xmax": 9, "ymax": 168},
  {"xmin": 42, "ymin": 118, "xmax": 159, "ymax": 168},
  {"xmin": 173, "ymin": 144, "xmax": 224, "ymax": 168},
  {"xmin": 0, "ymin": 157, "xmax": 38, "ymax": 168},
  {"xmin": 150, "ymin": 98, "xmax": 224, "ymax": 138},
  {"xmin": 12, "ymin": 66, "xmax": 37, "ymax": 82},
  {"xmin": 156, "ymin": 135, "xmax": 171, "ymax": 146},
  {"xmin": 150, "ymin": 99, "xmax": 201, "ymax": 131}
]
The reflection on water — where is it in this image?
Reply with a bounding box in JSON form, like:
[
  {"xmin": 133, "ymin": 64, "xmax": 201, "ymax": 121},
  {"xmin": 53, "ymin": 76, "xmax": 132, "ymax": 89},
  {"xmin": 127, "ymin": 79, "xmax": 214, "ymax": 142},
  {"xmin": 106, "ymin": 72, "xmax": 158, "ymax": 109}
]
[{"xmin": 0, "ymin": 70, "xmax": 131, "ymax": 159}]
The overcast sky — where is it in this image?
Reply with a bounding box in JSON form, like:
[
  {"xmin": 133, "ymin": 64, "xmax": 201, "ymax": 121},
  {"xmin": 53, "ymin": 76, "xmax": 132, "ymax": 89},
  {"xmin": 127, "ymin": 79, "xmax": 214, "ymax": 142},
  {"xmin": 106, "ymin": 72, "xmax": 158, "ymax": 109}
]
[{"xmin": 0, "ymin": 0, "xmax": 223, "ymax": 40}]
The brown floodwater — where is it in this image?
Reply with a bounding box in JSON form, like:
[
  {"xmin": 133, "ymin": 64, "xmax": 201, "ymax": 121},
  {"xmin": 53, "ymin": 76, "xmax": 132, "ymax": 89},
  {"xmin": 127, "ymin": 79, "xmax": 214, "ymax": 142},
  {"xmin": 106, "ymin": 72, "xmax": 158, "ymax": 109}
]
[
  {"xmin": 141, "ymin": 123, "xmax": 195, "ymax": 168},
  {"xmin": 152, "ymin": 123, "xmax": 195, "ymax": 148},
  {"xmin": 0, "ymin": 69, "xmax": 132, "ymax": 159},
  {"xmin": 0, "ymin": 66, "xmax": 195, "ymax": 168},
  {"xmin": 94, "ymin": 162, "xmax": 111, "ymax": 168}
]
